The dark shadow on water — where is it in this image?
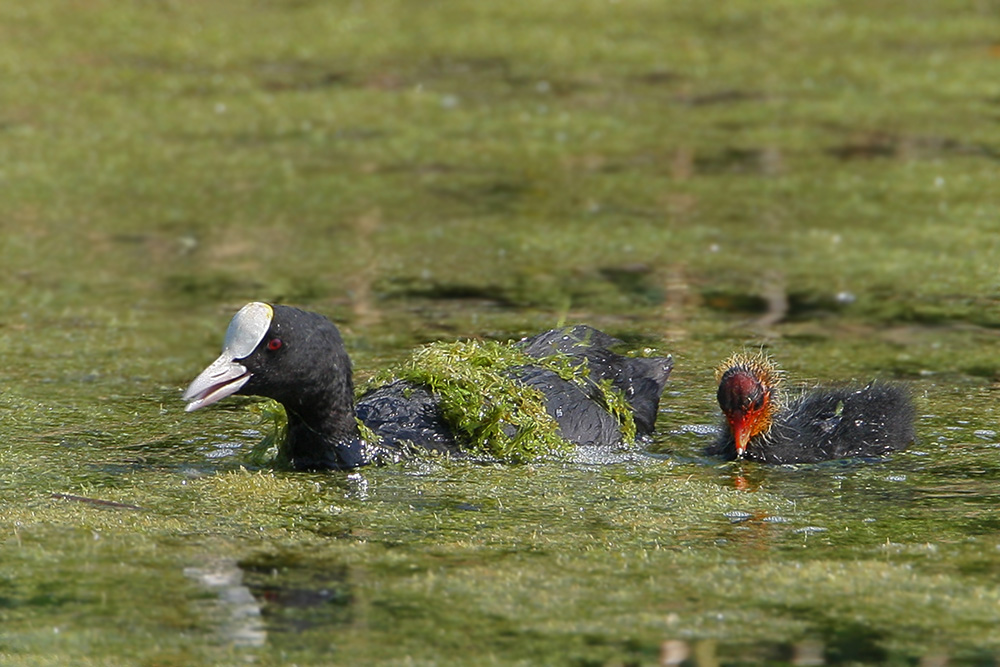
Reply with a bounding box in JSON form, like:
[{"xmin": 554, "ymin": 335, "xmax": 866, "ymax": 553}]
[
  {"xmin": 662, "ymin": 636, "xmax": 995, "ymax": 666},
  {"xmin": 693, "ymin": 147, "xmax": 774, "ymax": 174},
  {"xmin": 777, "ymin": 613, "xmax": 887, "ymax": 664},
  {"xmin": 425, "ymin": 178, "xmax": 530, "ymax": 213},
  {"xmin": 674, "ymin": 89, "xmax": 767, "ymax": 106},
  {"xmin": 701, "ymin": 287, "xmax": 850, "ymax": 321},
  {"xmin": 599, "ymin": 264, "xmax": 664, "ymax": 305},
  {"xmin": 382, "ymin": 278, "xmax": 519, "ymax": 308},
  {"xmin": 825, "ymin": 131, "xmax": 1000, "ymax": 162},
  {"xmin": 250, "ymin": 60, "xmax": 352, "ymax": 92}
]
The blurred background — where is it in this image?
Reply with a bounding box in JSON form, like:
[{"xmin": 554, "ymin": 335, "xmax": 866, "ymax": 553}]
[{"xmin": 3, "ymin": 1, "xmax": 1000, "ymax": 664}]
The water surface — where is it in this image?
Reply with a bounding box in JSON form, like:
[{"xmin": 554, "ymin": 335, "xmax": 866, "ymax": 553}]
[{"xmin": 2, "ymin": 1, "xmax": 1000, "ymax": 664}]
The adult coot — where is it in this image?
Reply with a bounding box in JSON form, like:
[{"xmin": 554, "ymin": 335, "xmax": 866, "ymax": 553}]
[
  {"xmin": 707, "ymin": 352, "xmax": 915, "ymax": 463},
  {"xmin": 184, "ymin": 303, "xmax": 673, "ymax": 470}
]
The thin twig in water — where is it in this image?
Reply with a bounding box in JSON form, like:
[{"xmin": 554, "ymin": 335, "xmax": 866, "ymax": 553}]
[{"xmin": 50, "ymin": 493, "xmax": 145, "ymax": 511}]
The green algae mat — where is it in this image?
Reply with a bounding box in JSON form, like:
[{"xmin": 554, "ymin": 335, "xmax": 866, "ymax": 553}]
[{"xmin": 3, "ymin": 0, "xmax": 1000, "ymax": 664}]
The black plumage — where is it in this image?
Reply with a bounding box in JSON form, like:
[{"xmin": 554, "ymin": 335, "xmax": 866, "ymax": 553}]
[{"xmin": 184, "ymin": 304, "xmax": 673, "ymax": 471}]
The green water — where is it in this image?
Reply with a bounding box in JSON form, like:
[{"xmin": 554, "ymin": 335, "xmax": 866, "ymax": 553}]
[{"xmin": 3, "ymin": 0, "xmax": 1000, "ymax": 664}]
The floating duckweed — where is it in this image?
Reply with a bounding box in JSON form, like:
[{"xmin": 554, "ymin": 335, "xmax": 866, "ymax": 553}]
[
  {"xmin": 355, "ymin": 418, "xmax": 380, "ymax": 449},
  {"xmin": 248, "ymin": 400, "xmax": 289, "ymax": 468},
  {"xmin": 598, "ymin": 377, "xmax": 638, "ymax": 444},
  {"xmin": 369, "ymin": 339, "xmax": 572, "ymax": 462}
]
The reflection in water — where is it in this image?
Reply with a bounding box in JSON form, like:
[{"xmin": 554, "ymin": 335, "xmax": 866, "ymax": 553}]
[
  {"xmin": 791, "ymin": 640, "xmax": 825, "ymax": 666},
  {"xmin": 660, "ymin": 638, "xmax": 974, "ymax": 666},
  {"xmin": 185, "ymin": 553, "xmax": 356, "ymax": 652},
  {"xmin": 660, "ymin": 639, "xmax": 690, "ymax": 666},
  {"xmin": 184, "ymin": 558, "xmax": 266, "ymax": 648},
  {"xmin": 239, "ymin": 553, "xmax": 355, "ymax": 636}
]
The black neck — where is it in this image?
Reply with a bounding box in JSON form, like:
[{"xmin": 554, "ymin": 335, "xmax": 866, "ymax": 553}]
[{"xmin": 280, "ymin": 375, "xmax": 367, "ymax": 470}]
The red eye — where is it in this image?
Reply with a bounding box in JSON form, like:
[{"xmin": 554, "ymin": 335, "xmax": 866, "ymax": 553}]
[{"xmin": 267, "ymin": 338, "xmax": 283, "ymax": 351}]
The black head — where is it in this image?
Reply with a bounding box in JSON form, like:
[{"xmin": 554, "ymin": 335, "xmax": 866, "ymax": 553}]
[{"xmin": 184, "ymin": 302, "xmax": 353, "ymax": 413}]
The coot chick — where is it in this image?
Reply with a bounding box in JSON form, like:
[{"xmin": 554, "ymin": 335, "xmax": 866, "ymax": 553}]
[
  {"xmin": 184, "ymin": 303, "xmax": 673, "ymax": 470},
  {"xmin": 707, "ymin": 352, "xmax": 914, "ymax": 464}
]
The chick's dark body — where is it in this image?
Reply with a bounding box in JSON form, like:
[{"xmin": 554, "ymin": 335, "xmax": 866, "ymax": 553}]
[{"xmin": 708, "ymin": 382, "xmax": 915, "ymax": 464}]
